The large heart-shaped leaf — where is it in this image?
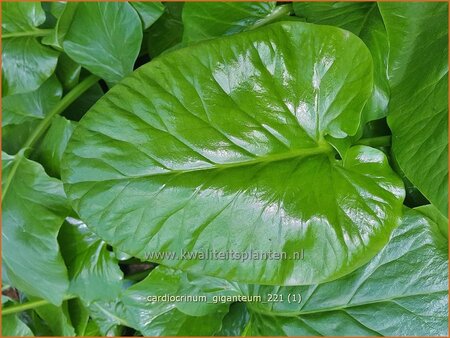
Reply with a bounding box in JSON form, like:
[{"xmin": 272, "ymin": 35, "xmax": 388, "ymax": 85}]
[
  {"xmin": 122, "ymin": 206, "xmax": 447, "ymax": 336},
  {"xmin": 63, "ymin": 22, "xmax": 404, "ymax": 285},
  {"xmin": 379, "ymin": 2, "xmax": 448, "ymax": 216},
  {"xmin": 243, "ymin": 207, "xmax": 448, "ymax": 336}
]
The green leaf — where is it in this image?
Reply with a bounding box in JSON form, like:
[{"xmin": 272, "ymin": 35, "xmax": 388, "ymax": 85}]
[
  {"xmin": 416, "ymin": 204, "xmax": 448, "ymax": 240},
  {"xmin": 2, "ymin": 122, "xmax": 36, "ymax": 157},
  {"xmin": 34, "ymin": 116, "xmax": 76, "ymax": 178},
  {"xmin": 243, "ymin": 208, "xmax": 448, "ymax": 336},
  {"xmin": 293, "ymin": 2, "xmax": 389, "ymax": 124},
  {"xmin": 58, "ymin": 217, "xmax": 123, "ymax": 303},
  {"xmin": 357, "ymin": 5, "xmax": 389, "ymax": 124},
  {"xmin": 56, "ymin": 53, "xmax": 81, "ymax": 91},
  {"xmin": 2, "ymin": 2, "xmax": 59, "ymax": 96},
  {"xmin": 2, "ymin": 75, "xmax": 62, "ymax": 154},
  {"xmin": 216, "ymin": 302, "xmax": 250, "ymax": 336},
  {"xmin": 63, "ymin": 2, "xmax": 143, "ymax": 84},
  {"xmin": 2, "ymin": 2, "xmax": 46, "ymax": 33},
  {"xmin": 2, "ymin": 314, "xmax": 34, "ymax": 336},
  {"xmin": 62, "ymin": 82, "xmax": 104, "ymax": 121},
  {"xmin": 293, "ymin": 2, "xmax": 374, "ymax": 35},
  {"xmin": 130, "ymin": 2, "xmax": 164, "ymax": 30},
  {"xmin": 2, "ymin": 38, "xmax": 59, "ymax": 97},
  {"xmin": 84, "ymin": 320, "xmax": 102, "ymax": 336},
  {"xmin": 2, "ymin": 75, "xmax": 62, "ymax": 127},
  {"xmin": 133, "ymin": 207, "xmax": 447, "ymax": 336},
  {"xmin": 87, "ymin": 300, "xmax": 126, "ymax": 336},
  {"xmin": 63, "ymin": 22, "xmax": 404, "ymax": 285},
  {"xmin": 67, "ymin": 298, "xmax": 90, "ymax": 336},
  {"xmin": 182, "ymin": 2, "xmax": 290, "ymax": 43},
  {"xmin": 42, "ymin": 3, "xmax": 78, "ymax": 50},
  {"xmin": 121, "ymin": 267, "xmax": 228, "ymax": 335},
  {"xmin": 32, "ymin": 301, "xmax": 76, "ymax": 336},
  {"xmin": 49, "ymin": 1, "xmax": 67, "ymax": 19},
  {"xmin": 2, "ymin": 152, "xmax": 69, "ymax": 305},
  {"xmin": 379, "ymin": 2, "xmax": 448, "ymax": 216},
  {"xmin": 147, "ymin": 3, "xmax": 184, "ymax": 58}
]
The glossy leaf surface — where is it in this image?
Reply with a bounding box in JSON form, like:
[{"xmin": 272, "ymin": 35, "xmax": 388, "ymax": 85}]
[
  {"xmin": 87, "ymin": 300, "xmax": 126, "ymax": 336},
  {"xmin": 35, "ymin": 116, "xmax": 75, "ymax": 177},
  {"xmin": 59, "ymin": 218, "xmax": 123, "ymax": 302},
  {"xmin": 2, "ymin": 75, "xmax": 62, "ymax": 127},
  {"xmin": 55, "ymin": 53, "xmax": 81, "ymax": 91},
  {"xmin": 63, "ymin": 22, "xmax": 404, "ymax": 285},
  {"xmin": 293, "ymin": 2, "xmax": 374, "ymax": 35},
  {"xmin": 2, "ymin": 152, "xmax": 70, "ymax": 305},
  {"xmin": 293, "ymin": 2, "xmax": 389, "ymax": 124},
  {"xmin": 63, "ymin": 2, "xmax": 142, "ymax": 83},
  {"xmin": 130, "ymin": 2, "xmax": 164, "ymax": 29},
  {"xmin": 2, "ymin": 75, "xmax": 62, "ymax": 154},
  {"xmin": 182, "ymin": 2, "xmax": 277, "ymax": 43},
  {"xmin": 379, "ymin": 2, "xmax": 449, "ymax": 216},
  {"xmin": 42, "ymin": 2, "xmax": 78, "ymax": 50},
  {"xmin": 2, "ymin": 2, "xmax": 59, "ymax": 96},
  {"xmin": 244, "ymin": 207, "xmax": 448, "ymax": 336},
  {"xmin": 217, "ymin": 302, "xmax": 250, "ymax": 336},
  {"xmin": 2, "ymin": 315, "xmax": 34, "ymax": 336},
  {"xmin": 121, "ymin": 267, "xmax": 228, "ymax": 336},
  {"xmin": 147, "ymin": 3, "xmax": 184, "ymax": 58},
  {"xmin": 32, "ymin": 301, "xmax": 76, "ymax": 336},
  {"xmin": 130, "ymin": 208, "xmax": 447, "ymax": 336}
]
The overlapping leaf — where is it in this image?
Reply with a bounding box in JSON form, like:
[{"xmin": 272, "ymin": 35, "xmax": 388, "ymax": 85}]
[
  {"xmin": 182, "ymin": 2, "xmax": 277, "ymax": 43},
  {"xmin": 121, "ymin": 268, "xmax": 228, "ymax": 335},
  {"xmin": 34, "ymin": 116, "xmax": 76, "ymax": 177},
  {"xmin": 42, "ymin": 2, "xmax": 78, "ymax": 50},
  {"xmin": 63, "ymin": 22, "xmax": 404, "ymax": 285},
  {"xmin": 147, "ymin": 3, "xmax": 184, "ymax": 57},
  {"xmin": 58, "ymin": 218, "xmax": 123, "ymax": 303},
  {"xmin": 63, "ymin": 2, "xmax": 142, "ymax": 84},
  {"xmin": 2, "ymin": 152, "xmax": 70, "ymax": 305},
  {"xmin": 119, "ymin": 207, "xmax": 448, "ymax": 336},
  {"xmin": 293, "ymin": 2, "xmax": 389, "ymax": 123},
  {"xmin": 379, "ymin": 2, "xmax": 449, "ymax": 216},
  {"xmin": 244, "ymin": 207, "xmax": 448, "ymax": 336},
  {"xmin": 131, "ymin": 2, "xmax": 164, "ymax": 30},
  {"xmin": 2, "ymin": 2, "xmax": 59, "ymax": 96},
  {"xmin": 2, "ymin": 75, "xmax": 62, "ymax": 154}
]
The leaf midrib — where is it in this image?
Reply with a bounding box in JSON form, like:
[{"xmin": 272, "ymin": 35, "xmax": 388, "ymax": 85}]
[
  {"xmin": 95, "ymin": 141, "xmax": 334, "ymax": 180},
  {"xmin": 245, "ymin": 289, "xmax": 447, "ymax": 319}
]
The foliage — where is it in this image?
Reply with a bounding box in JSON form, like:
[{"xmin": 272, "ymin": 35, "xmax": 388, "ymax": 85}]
[{"xmin": 2, "ymin": 2, "xmax": 448, "ymax": 336}]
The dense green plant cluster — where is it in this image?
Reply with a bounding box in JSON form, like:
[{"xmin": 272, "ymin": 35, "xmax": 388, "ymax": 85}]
[{"xmin": 2, "ymin": 2, "xmax": 448, "ymax": 336}]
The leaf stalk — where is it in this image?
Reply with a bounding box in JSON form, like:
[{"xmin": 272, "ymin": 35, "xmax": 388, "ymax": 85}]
[
  {"xmin": 251, "ymin": 4, "xmax": 294, "ymax": 29},
  {"xmin": 2, "ymin": 295, "xmax": 76, "ymax": 316},
  {"xmin": 355, "ymin": 135, "xmax": 392, "ymax": 147},
  {"xmin": 1, "ymin": 74, "xmax": 100, "ymax": 200},
  {"xmin": 2, "ymin": 29, "xmax": 53, "ymax": 39}
]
